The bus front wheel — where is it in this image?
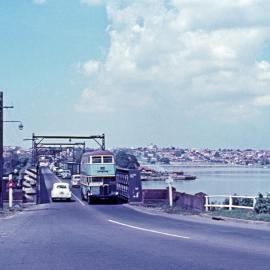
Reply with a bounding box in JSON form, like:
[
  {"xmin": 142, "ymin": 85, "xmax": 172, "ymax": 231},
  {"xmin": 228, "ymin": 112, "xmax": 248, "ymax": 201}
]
[{"xmin": 87, "ymin": 195, "xmax": 92, "ymax": 205}]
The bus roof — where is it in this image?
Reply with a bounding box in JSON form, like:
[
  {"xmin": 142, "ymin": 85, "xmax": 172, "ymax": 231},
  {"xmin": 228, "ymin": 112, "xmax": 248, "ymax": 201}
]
[{"xmin": 82, "ymin": 150, "xmax": 114, "ymax": 157}]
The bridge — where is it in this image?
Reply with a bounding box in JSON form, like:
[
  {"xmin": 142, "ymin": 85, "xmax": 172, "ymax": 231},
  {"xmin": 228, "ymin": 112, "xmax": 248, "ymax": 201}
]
[{"xmin": 0, "ymin": 166, "xmax": 269, "ymax": 270}]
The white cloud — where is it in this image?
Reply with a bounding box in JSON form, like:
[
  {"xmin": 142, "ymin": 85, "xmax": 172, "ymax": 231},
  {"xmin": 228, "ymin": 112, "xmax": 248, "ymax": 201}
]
[
  {"xmin": 33, "ymin": 0, "xmax": 46, "ymax": 5},
  {"xmin": 76, "ymin": 0, "xmax": 270, "ymax": 145},
  {"xmin": 254, "ymin": 95, "xmax": 270, "ymax": 107},
  {"xmin": 77, "ymin": 60, "xmax": 101, "ymax": 76},
  {"xmin": 75, "ymin": 86, "xmax": 154, "ymax": 113},
  {"xmin": 80, "ymin": 0, "xmax": 103, "ymax": 6},
  {"xmin": 75, "ymin": 88, "xmax": 113, "ymax": 112}
]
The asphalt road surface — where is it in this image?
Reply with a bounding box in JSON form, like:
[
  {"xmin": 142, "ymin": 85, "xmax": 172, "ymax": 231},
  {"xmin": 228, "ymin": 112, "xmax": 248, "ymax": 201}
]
[{"xmin": 0, "ymin": 168, "xmax": 269, "ymax": 270}]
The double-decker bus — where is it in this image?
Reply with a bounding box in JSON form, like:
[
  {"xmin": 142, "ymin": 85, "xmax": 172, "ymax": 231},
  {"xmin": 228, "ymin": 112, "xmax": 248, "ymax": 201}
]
[{"xmin": 80, "ymin": 150, "xmax": 118, "ymax": 204}]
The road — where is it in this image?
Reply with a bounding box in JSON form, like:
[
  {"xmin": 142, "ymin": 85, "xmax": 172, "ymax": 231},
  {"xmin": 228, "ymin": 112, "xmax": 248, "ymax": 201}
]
[{"xmin": 0, "ymin": 168, "xmax": 269, "ymax": 270}]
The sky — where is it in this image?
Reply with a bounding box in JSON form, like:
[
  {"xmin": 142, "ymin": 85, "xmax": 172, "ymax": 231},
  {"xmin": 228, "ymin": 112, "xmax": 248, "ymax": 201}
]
[{"xmin": 2, "ymin": 0, "xmax": 270, "ymax": 149}]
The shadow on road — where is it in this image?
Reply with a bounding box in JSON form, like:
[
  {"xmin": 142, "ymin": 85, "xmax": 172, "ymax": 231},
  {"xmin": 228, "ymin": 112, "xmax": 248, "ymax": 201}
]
[
  {"xmin": 51, "ymin": 199, "xmax": 76, "ymax": 203},
  {"xmin": 87, "ymin": 199, "xmax": 127, "ymax": 205},
  {"xmin": 38, "ymin": 172, "xmax": 50, "ymax": 204},
  {"xmin": 23, "ymin": 208, "xmax": 51, "ymax": 212}
]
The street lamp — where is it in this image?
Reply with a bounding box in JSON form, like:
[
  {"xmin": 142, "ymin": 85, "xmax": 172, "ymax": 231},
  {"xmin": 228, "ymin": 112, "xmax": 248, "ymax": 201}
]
[{"xmin": 3, "ymin": 121, "xmax": 24, "ymax": 130}]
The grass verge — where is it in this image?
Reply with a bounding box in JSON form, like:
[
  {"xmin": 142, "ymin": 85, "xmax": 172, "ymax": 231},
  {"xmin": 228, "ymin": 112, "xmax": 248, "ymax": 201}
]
[
  {"xmin": 209, "ymin": 209, "xmax": 270, "ymax": 222},
  {"xmin": 140, "ymin": 203, "xmax": 201, "ymax": 215}
]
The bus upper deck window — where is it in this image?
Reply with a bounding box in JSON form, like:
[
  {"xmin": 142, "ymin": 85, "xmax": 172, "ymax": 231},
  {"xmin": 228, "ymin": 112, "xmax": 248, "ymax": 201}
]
[
  {"xmin": 103, "ymin": 156, "xmax": 113, "ymax": 163},
  {"xmin": 92, "ymin": 156, "xmax": 102, "ymax": 163}
]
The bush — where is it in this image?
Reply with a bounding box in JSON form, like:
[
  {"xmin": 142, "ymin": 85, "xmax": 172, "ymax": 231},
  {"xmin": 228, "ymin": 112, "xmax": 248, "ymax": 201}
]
[
  {"xmin": 241, "ymin": 198, "xmax": 253, "ymax": 207},
  {"xmin": 223, "ymin": 194, "xmax": 240, "ymax": 206},
  {"xmin": 223, "ymin": 194, "xmax": 253, "ymax": 208},
  {"xmin": 254, "ymin": 193, "xmax": 270, "ymax": 214}
]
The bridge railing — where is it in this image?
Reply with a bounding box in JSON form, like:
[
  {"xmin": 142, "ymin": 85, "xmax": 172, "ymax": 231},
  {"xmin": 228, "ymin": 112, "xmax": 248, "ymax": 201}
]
[{"xmin": 205, "ymin": 195, "xmax": 257, "ymax": 211}]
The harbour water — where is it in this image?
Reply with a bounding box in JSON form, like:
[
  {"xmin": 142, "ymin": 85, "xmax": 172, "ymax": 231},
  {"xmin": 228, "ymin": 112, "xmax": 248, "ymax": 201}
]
[{"xmin": 142, "ymin": 166, "xmax": 270, "ymax": 196}]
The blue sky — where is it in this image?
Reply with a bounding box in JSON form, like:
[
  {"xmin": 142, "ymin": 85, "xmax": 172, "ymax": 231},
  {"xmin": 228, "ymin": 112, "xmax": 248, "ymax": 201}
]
[{"xmin": 2, "ymin": 0, "xmax": 270, "ymax": 149}]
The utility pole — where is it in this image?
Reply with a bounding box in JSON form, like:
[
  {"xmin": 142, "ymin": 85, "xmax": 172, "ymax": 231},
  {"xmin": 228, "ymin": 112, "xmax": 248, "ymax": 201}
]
[
  {"xmin": 32, "ymin": 133, "xmax": 36, "ymax": 166},
  {"xmin": 0, "ymin": 92, "xmax": 3, "ymax": 209},
  {"xmin": 0, "ymin": 91, "xmax": 14, "ymax": 209}
]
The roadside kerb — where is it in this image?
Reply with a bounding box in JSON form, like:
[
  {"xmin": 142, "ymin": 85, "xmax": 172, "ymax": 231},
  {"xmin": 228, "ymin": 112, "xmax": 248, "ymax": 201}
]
[{"xmin": 124, "ymin": 204, "xmax": 270, "ymax": 229}]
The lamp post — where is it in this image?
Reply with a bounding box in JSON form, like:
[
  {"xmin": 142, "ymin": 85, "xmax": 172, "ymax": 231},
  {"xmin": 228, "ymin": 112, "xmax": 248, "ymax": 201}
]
[{"xmin": 3, "ymin": 121, "xmax": 24, "ymax": 130}]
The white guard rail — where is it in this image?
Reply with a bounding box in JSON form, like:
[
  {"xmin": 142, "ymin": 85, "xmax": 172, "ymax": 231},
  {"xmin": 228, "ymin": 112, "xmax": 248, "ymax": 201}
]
[{"xmin": 205, "ymin": 195, "xmax": 257, "ymax": 211}]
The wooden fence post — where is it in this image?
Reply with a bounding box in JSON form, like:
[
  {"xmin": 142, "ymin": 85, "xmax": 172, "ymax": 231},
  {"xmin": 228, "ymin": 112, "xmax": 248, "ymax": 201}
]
[{"xmin": 229, "ymin": 196, "xmax": 233, "ymax": 211}]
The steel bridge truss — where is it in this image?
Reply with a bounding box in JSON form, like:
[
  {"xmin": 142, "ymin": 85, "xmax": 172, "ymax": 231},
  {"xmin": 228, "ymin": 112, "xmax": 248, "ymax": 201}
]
[{"xmin": 29, "ymin": 133, "xmax": 105, "ymax": 165}]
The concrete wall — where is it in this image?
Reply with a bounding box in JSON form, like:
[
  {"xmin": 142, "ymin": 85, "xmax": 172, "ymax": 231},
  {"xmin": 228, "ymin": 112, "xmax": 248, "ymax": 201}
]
[
  {"xmin": 142, "ymin": 188, "xmax": 206, "ymax": 211},
  {"xmin": 174, "ymin": 192, "xmax": 206, "ymax": 211},
  {"xmin": 142, "ymin": 189, "xmax": 168, "ymax": 204}
]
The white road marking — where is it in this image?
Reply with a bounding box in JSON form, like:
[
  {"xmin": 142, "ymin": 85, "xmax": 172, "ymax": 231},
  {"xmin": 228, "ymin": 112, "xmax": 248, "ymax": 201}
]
[
  {"xmin": 54, "ymin": 177, "xmax": 86, "ymax": 207},
  {"xmin": 71, "ymin": 192, "xmax": 86, "ymax": 207},
  {"xmin": 0, "ymin": 232, "xmax": 9, "ymax": 237},
  {"xmin": 108, "ymin": 219, "xmax": 190, "ymax": 240}
]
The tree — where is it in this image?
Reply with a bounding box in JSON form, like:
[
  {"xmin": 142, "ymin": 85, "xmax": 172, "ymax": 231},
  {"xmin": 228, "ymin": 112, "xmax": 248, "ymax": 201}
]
[
  {"xmin": 160, "ymin": 157, "xmax": 170, "ymax": 164},
  {"xmin": 115, "ymin": 151, "xmax": 140, "ymax": 169}
]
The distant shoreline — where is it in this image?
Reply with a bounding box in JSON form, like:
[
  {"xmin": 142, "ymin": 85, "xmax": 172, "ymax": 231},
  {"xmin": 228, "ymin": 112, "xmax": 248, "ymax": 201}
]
[{"xmin": 141, "ymin": 163, "xmax": 270, "ymax": 169}]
